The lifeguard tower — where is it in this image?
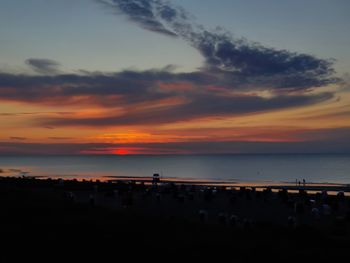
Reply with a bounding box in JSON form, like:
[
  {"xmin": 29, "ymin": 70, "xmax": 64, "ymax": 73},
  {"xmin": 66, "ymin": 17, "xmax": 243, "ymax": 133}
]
[{"xmin": 152, "ymin": 173, "xmax": 161, "ymax": 186}]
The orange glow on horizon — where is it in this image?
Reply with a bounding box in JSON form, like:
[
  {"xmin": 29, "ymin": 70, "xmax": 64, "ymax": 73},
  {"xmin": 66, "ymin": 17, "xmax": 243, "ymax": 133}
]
[{"xmin": 1, "ymin": 88, "xmax": 349, "ymax": 154}]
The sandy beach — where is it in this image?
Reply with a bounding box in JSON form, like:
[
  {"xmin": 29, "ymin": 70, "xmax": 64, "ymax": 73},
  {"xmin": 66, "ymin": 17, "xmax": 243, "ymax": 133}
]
[{"xmin": 1, "ymin": 176, "xmax": 350, "ymax": 261}]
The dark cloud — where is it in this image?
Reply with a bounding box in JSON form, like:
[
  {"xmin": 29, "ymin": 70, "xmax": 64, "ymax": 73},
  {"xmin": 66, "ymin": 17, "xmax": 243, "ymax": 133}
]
[
  {"xmin": 190, "ymin": 30, "xmax": 334, "ymax": 80},
  {"xmin": 0, "ymin": 66, "xmax": 336, "ymax": 103},
  {"xmin": 41, "ymin": 92, "xmax": 333, "ymax": 127},
  {"xmin": 98, "ymin": 0, "xmax": 178, "ymax": 36},
  {"xmin": 0, "ymin": 66, "xmax": 336, "ymax": 126},
  {"xmin": 0, "ymin": 70, "xmax": 173, "ymax": 105},
  {"xmin": 26, "ymin": 58, "xmax": 61, "ymax": 75},
  {"xmin": 99, "ymin": 0, "xmax": 339, "ymax": 92}
]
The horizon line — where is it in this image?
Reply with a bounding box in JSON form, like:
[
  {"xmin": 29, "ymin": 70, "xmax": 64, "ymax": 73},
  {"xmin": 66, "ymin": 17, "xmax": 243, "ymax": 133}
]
[{"xmin": 0, "ymin": 152, "xmax": 349, "ymax": 157}]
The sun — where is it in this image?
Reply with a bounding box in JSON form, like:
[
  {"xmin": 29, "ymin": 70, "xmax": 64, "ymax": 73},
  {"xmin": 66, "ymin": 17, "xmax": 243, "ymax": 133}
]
[{"xmin": 114, "ymin": 148, "xmax": 130, "ymax": 155}]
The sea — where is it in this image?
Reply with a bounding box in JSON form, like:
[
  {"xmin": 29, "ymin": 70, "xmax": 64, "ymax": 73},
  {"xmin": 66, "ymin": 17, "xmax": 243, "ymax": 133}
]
[{"xmin": 0, "ymin": 154, "xmax": 349, "ymax": 185}]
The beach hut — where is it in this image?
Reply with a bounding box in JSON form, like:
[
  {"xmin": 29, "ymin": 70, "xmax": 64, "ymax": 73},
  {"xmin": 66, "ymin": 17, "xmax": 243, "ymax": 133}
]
[
  {"xmin": 337, "ymin": 191, "xmax": 345, "ymax": 202},
  {"xmin": 321, "ymin": 190, "xmax": 328, "ymax": 202}
]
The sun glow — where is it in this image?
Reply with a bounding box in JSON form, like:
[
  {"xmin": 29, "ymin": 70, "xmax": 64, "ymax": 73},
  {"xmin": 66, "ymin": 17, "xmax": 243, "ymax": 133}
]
[{"xmin": 113, "ymin": 148, "xmax": 130, "ymax": 155}]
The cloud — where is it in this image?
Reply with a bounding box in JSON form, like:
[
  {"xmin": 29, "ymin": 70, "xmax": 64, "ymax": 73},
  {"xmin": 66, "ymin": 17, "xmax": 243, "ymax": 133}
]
[
  {"xmin": 9, "ymin": 137, "xmax": 27, "ymax": 141},
  {"xmin": 294, "ymin": 127, "xmax": 350, "ymax": 142},
  {"xmin": 41, "ymin": 92, "xmax": 333, "ymax": 127},
  {"xmin": 0, "ymin": 65, "xmax": 336, "ymax": 103},
  {"xmin": 25, "ymin": 58, "xmax": 61, "ymax": 75},
  {"xmin": 98, "ymin": 0, "xmax": 183, "ymax": 36},
  {"xmin": 98, "ymin": 0, "xmax": 339, "ymax": 92},
  {"xmin": 48, "ymin": 137, "xmax": 74, "ymax": 140},
  {"xmin": 0, "ymin": 66, "xmax": 337, "ymax": 127},
  {"xmin": 0, "ymin": 111, "xmax": 73, "ymax": 117},
  {"xmin": 0, "ymin": 69, "xmax": 172, "ymax": 106}
]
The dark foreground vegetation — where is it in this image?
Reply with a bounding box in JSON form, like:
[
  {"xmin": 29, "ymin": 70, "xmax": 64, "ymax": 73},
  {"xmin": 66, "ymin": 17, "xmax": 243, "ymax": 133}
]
[{"xmin": 1, "ymin": 177, "xmax": 350, "ymax": 262}]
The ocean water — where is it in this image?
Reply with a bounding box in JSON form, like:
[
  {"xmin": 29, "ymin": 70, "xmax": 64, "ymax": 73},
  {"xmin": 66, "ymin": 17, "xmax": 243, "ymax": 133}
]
[{"xmin": 0, "ymin": 154, "xmax": 349, "ymax": 185}]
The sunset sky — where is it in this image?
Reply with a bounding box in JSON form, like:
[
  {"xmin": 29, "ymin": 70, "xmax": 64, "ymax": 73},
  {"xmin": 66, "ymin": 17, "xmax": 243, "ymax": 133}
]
[{"xmin": 0, "ymin": 0, "xmax": 349, "ymax": 155}]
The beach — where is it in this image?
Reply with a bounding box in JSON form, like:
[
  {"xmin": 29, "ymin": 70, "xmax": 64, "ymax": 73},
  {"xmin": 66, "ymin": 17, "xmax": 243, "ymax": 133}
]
[{"xmin": 1, "ymin": 176, "xmax": 350, "ymax": 261}]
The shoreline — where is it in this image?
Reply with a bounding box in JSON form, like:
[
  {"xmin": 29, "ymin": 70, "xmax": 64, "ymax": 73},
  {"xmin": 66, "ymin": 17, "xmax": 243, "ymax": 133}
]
[{"xmin": 4, "ymin": 174, "xmax": 349, "ymax": 194}]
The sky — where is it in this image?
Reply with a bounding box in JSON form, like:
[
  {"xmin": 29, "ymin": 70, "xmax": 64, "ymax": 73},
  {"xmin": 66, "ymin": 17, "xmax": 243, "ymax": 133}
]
[{"xmin": 0, "ymin": 0, "xmax": 349, "ymax": 155}]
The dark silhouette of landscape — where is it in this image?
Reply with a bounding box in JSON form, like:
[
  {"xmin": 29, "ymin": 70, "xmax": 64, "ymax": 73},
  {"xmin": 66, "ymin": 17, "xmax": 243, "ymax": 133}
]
[{"xmin": 1, "ymin": 176, "xmax": 350, "ymax": 261}]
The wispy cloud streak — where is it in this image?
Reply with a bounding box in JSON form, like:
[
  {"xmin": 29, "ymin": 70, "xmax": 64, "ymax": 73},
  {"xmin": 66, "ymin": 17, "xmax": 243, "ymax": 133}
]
[{"xmin": 26, "ymin": 58, "xmax": 61, "ymax": 75}]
